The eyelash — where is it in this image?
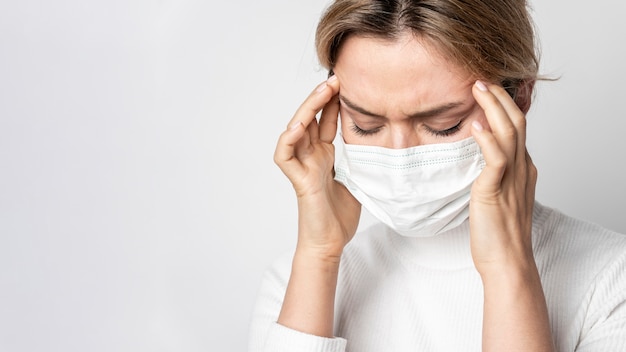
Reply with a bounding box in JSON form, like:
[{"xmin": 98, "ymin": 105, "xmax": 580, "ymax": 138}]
[
  {"xmin": 350, "ymin": 120, "xmax": 464, "ymax": 137},
  {"xmin": 350, "ymin": 123, "xmax": 382, "ymax": 136},
  {"xmin": 425, "ymin": 120, "xmax": 463, "ymax": 137}
]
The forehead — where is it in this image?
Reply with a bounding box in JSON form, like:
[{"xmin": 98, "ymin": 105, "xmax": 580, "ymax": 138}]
[{"xmin": 333, "ymin": 34, "xmax": 474, "ymax": 113}]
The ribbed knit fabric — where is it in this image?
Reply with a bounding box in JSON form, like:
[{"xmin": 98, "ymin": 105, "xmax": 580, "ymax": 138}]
[
  {"xmin": 263, "ymin": 323, "xmax": 347, "ymax": 352},
  {"xmin": 248, "ymin": 202, "xmax": 626, "ymax": 351}
]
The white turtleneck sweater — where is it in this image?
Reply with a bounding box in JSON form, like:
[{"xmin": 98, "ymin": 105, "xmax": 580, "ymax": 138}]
[{"xmin": 248, "ymin": 202, "xmax": 626, "ymax": 351}]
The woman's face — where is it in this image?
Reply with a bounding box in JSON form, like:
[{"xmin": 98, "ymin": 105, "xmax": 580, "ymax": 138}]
[{"xmin": 334, "ymin": 33, "xmax": 489, "ymax": 148}]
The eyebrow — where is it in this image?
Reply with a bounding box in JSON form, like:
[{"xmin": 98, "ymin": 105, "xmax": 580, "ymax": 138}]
[{"xmin": 339, "ymin": 95, "xmax": 465, "ymax": 120}]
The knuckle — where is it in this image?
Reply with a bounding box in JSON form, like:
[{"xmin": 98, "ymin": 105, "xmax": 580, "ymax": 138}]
[
  {"xmin": 513, "ymin": 113, "xmax": 527, "ymax": 131},
  {"xmin": 491, "ymin": 154, "xmax": 508, "ymax": 170},
  {"xmin": 500, "ymin": 125, "xmax": 517, "ymax": 140},
  {"xmin": 528, "ymin": 163, "xmax": 538, "ymax": 180},
  {"xmin": 273, "ymin": 152, "xmax": 281, "ymax": 166},
  {"xmin": 273, "ymin": 136, "xmax": 289, "ymax": 165}
]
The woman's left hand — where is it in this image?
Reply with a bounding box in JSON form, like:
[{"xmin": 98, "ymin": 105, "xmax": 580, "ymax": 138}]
[
  {"xmin": 469, "ymin": 81, "xmax": 537, "ymax": 275},
  {"xmin": 469, "ymin": 81, "xmax": 553, "ymax": 352}
]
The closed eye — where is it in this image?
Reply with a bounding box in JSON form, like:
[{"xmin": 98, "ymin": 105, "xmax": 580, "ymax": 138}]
[
  {"xmin": 424, "ymin": 120, "xmax": 463, "ymax": 137},
  {"xmin": 350, "ymin": 122, "xmax": 382, "ymax": 136}
]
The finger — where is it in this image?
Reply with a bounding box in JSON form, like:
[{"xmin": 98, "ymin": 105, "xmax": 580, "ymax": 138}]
[
  {"xmin": 470, "ymin": 120, "xmax": 507, "ymax": 192},
  {"xmin": 273, "ymin": 122, "xmax": 306, "ymax": 181},
  {"xmin": 307, "ymin": 117, "xmax": 320, "ymax": 144},
  {"xmin": 287, "ymin": 76, "xmax": 340, "ymax": 131},
  {"xmin": 294, "ymin": 119, "xmax": 313, "ymax": 160},
  {"xmin": 472, "ymin": 81, "xmax": 517, "ymax": 162},
  {"xmin": 525, "ymin": 150, "xmax": 538, "ymax": 211},
  {"xmin": 319, "ymin": 93, "xmax": 340, "ymax": 143},
  {"xmin": 488, "ymin": 85, "xmax": 528, "ymax": 163}
]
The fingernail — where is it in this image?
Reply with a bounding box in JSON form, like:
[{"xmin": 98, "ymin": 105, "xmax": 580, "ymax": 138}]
[
  {"xmin": 327, "ymin": 75, "xmax": 337, "ymax": 83},
  {"xmin": 316, "ymin": 82, "xmax": 328, "ymax": 93},
  {"xmin": 475, "ymin": 80, "xmax": 488, "ymax": 92},
  {"xmin": 472, "ymin": 120, "xmax": 484, "ymax": 131}
]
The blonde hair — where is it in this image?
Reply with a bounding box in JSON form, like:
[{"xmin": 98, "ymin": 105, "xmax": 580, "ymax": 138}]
[{"xmin": 315, "ymin": 0, "xmax": 540, "ymax": 111}]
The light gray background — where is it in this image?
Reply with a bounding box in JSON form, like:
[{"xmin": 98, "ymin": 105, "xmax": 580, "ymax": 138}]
[{"xmin": 1, "ymin": 1, "xmax": 624, "ymax": 351}]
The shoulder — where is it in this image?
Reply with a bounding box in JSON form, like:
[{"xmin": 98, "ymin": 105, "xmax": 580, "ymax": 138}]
[
  {"xmin": 521, "ymin": 203, "xmax": 626, "ymax": 349},
  {"xmin": 533, "ymin": 202, "xmax": 626, "ymax": 293},
  {"xmin": 532, "ymin": 202, "xmax": 626, "ymax": 348},
  {"xmin": 533, "ymin": 202, "xmax": 626, "ymax": 269}
]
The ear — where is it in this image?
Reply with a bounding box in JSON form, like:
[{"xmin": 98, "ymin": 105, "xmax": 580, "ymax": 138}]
[{"xmin": 514, "ymin": 79, "xmax": 535, "ymax": 114}]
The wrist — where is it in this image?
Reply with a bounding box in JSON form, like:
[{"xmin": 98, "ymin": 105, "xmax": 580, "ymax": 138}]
[
  {"xmin": 479, "ymin": 256, "xmax": 541, "ymax": 291},
  {"xmin": 294, "ymin": 244, "xmax": 344, "ymax": 267},
  {"xmin": 473, "ymin": 241, "xmax": 536, "ymax": 276},
  {"xmin": 279, "ymin": 243, "xmax": 342, "ymax": 338}
]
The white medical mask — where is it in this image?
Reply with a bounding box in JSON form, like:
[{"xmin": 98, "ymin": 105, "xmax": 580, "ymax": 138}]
[{"xmin": 334, "ymin": 136, "xmax": 485, "ymax": 237}]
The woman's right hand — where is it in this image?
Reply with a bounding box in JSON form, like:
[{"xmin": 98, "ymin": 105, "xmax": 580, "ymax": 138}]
[{"xmin": 274, "ymin": 76, "xmax": 361, "ymax": 261}]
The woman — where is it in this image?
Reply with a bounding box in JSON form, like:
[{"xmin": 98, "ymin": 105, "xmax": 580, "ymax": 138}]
[{"xmin": 249, "ymin": 0, "xmax": 626, "ymax": 351}]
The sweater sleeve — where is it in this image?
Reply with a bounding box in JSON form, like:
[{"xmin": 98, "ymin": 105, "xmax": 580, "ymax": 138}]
[
  {"xmin": 248, "ymin": 252, "xmax": 347, "ymax": 352},
  {"xmin": 575, "ymin": 249, "xmax": 626, "ymax": 351}
]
